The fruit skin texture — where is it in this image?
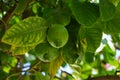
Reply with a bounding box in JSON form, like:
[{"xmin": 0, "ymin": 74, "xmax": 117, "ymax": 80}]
[
  {"xmin": 47, "ymin": 24, "xmax": 69, "ymax": 48},
  {"xmin": 35, "ymin": 43, "xmax": 59, "ymax": 62}
]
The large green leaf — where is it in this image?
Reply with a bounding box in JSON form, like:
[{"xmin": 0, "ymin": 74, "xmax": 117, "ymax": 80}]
[
  {"xmin": 85, "ymin": 52, "xmax": 94, "ymax": 63},
  {"xmin": 71, "ymin": 1, "xmax": 99, "ymax": 26},
  {"xmin": 105, "ymin": 17, "xmax": 120, "ymax": 34},
  {"xmin": 112, "ymin": 33, "xmax": 120, "ymax": 45},
  {"xmin": 62, "ymin": 41, "xmax": 79, "ymax": 64},
  {"xmin": 104, "ymin": 3, "xmax": 120, "ymax": 35},
  {"xmin": 43, "ymin": 7, "xmax": 71, "ymax": 26},
  {"xmin": 2, "ymin": 17, "xmax": 47, "ymax": 47},
  {"xmin": 79, "ymin": 27, "xmax": 102, "ymax": 52},
  {"xmin": 99, "ymin": 0, "xmax": 116, "ymax": 21}
]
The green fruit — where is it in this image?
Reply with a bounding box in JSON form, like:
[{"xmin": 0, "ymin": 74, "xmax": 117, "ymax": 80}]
[
  {"xmin": 47, "ymin": 24, "xmax": 69, "ymax": 48},
  {"xmin": 35, "ymin": 43, "xmax": 59, "ymax": 62}
]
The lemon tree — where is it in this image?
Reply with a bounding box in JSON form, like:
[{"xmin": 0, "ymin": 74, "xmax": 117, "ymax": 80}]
[{"xmin": 0, "ymin": 0, "xmax": 120, "ymax": 80}]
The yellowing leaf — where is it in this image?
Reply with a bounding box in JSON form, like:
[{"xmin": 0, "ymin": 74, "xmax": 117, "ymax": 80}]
[
  {"xmin": 23, "ymin": 75, "xmax": 31, "ymax": 80},
  {"xmin": 49, "ymin": 55, "xmax": 63, "ymax": 79},
  {"xmin": 11, "ymin": 46, "xmax": 35, "ymax": 55},
  {"xmin": 2, "ymin": 17, "xmax": 47, "ymax": 47}
]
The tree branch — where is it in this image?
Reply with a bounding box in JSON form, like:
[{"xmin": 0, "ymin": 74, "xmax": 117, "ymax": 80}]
[
  {"xmin": 26, "ymin": 60, "xmax": 41, "ymax": 72},
  {"xmin": 6, "ymin": 72, "xmax": 21, "ymax": 80},
  {"xmin": 0, "ymin": 3, "xmax": 16, "ymax": 30},
  {"xmin": 89, "ymin": 75, "xmax": 120, "ymax": 80}
]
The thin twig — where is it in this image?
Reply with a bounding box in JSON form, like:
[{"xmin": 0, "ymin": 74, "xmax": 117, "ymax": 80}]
[
  {"xmin": 6, "ymin": 72, "xmax": 21, "ymax": 80},
  {"xmin": 61, "ymin": 70, "xmax": 73, "ymax": 78},
  {"xmin": 27, "ymin": 61, "xmax": 41, "ymax": 72}
]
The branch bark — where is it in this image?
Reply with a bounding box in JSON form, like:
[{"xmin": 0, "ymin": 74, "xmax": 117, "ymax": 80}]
[
  {"xmin": 89, "ymin": 75, "xmax": 120, "ymax": 80},
  {"xmin": 0, "ymin": 4, "xmax": 16, "ymax": 30}
]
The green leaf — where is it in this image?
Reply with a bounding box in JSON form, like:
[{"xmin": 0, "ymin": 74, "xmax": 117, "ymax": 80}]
[
  {"xmin": 79, "ymin": 27, "xmax": 102, "ymax": 52},
  {"xmin": 99, "ymin": 0, "xmax": 116, "ymax": 21},
  {"xmin": 80, "ymin": 73, "xmax": 89, "ymax": 80},
  {"xmin": 14, "ymin": 0, "xmax": 30, "ymax": 15},
  {"xmin": 71, "ymin": 1, "xmax": 99, "ymax": 26},
  {"xmin": 0, "ymin": 69, "xmax": 8, "ymax": 80},
  {"xmin": 3, "ymin": 65, "xmax": 11, "ymax": 73},
  {"xmin": 105, "ymin": 17, "xmax": 120, "ymax": 34},
  {"xmin": 98, "ymin": 67, "xmax": 107, "ymax": 76},
  {"xmin": 85, "ymin": 52, "xmax": 94, "ymax": 63},
  {"xmin": 23, "ymin": 75, "xmax": 31, "ymax": 80},
  {"xmin": 92, "ymin": 54, "xmax": 101, "ymax": 68},
  {"xmin": 108, "ymin": 0, "xmax": 120, "ymax": 6},
  {"xmin": 62, "ymin": 41, "xmax": 79, "ymax": 64},
  {"xmin": 116, "ymin": 2, "xmax": 120, "ymax": 14},
  {"xmin": 39, "ymin": 62, "xmax": 50, "ymax": 73},
  {"xmin": 0, "ymin": 52, "xmax": 17, "ymax": 67},
  {"xmin": 32, "ymin": 2, "xmax": 40, "ymax": 14},
  {"xmin": 2, "ymin": 17, "xmax": 47, "ymax": 47},
  {"xmin": 103, "ymin": 44, "xmax": 119, "ymax": 67},
  {"xmin": 35, "ymin": 72, "xmax": 50, "ymax": 80},
  {"xmin": 43, "ymin": 7, "xmax": 71, "ymax": 26},
  {"xmin": 82, "ymin": 63, "xmax": 92, "ymax": 72},
  {"xmin": 112, "ymin": 33, "xmax": 120, "ymax": 45},
  {"xmin": 11, "ymin": 46, "xmax": 35, "ymax": 55},
  {"xmin": 10, "ymin": 57, "xmax": 18, "ymax": 67}
]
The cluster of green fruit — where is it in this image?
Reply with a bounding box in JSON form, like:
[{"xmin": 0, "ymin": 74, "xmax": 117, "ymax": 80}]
[{"xmin": 35, "ymin": 24, "xmax": 69, "ymax": 62}]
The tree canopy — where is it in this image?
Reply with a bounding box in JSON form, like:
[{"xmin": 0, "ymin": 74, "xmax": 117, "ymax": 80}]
[{"xmin": 0, "ymin": 0, "xmax": 120, "ymax": 80}]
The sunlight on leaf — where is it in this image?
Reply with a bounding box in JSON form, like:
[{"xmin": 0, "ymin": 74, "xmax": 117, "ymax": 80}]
[{"xmin": 2, "ymin": 17, "xmax": 48, "ymax": 47}]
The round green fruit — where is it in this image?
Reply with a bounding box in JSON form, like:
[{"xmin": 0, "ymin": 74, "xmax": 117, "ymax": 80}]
[
  {"xmin": 35, "ymin": 43, "xmax": 59, "ymax": 62},
  {"xmin": 47, "ymin": 24, "xmax": 69, "ymax": 48}
]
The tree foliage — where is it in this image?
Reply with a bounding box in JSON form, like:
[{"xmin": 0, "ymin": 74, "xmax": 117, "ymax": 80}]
[{"xmin": 0, "ymin": 0, "xmax": 120, "ymax": 80}]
